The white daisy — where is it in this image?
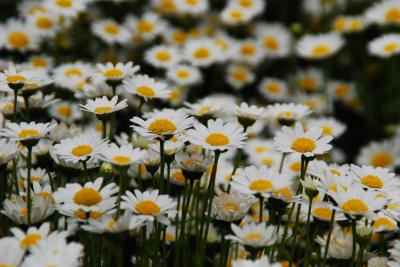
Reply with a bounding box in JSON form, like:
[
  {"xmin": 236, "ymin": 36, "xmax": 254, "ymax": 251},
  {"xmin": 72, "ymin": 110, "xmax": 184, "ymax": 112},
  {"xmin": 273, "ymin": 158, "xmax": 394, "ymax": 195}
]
[
  {"xmin": 368, "ymin": 34, "xmax": 400, "ymax": 58},
  {"xmin": 0, "ymin": 139, "xmax": 19, "ymax": 166},
  {"xmin": 234, "ymin": 102, "xmax": 265, "ymax": 127},
  {"xmin": 125, "ymin": 12, "xmax": 166, "ymax": 42},
  {"xmin": 365, "ymin": 0, "xmax": 400, "ymax": 26},
  {"xmin": 53, "ymin": 132, "xmax": 108, "ymax": 163},
  {"xmin": 45, "ymin": 0, "xmax": 87, "ymax": 17},
  {"xmin": 0, "ymin": 237, "xmax": 24, "ymax": 267},
  {"xmin": 255, "ymin": 22, "xmax": 291, "ymax": 58},
  {"xmin": 131, "ymin": 109, "xmax": 193, "ymax": 140},
  {"xmin": 306, "ymin": 117, "xmax": 346, "ymax": 138},
  {"xmin": 350, "ymin": 164, "xmax": 397, "ymax": 190},
  {"xmin": 183, "ymin": 39, "xmax": 223, "ymax": 67},
  {"xmin": 80, "ymin": 95, "xmax": 128, "ymax": 116},
  {"xmin": 48, "ymin": 101, "xmax": 82, "ymax": 123},
  {"xmin": 27, "ymin": 11, "xmax": 58, "ymax": 37},
  {"xmin": 258, "ymin": 77, "xmax": 289, "ymax": 101},
  {"xmin": 0, "ymin": 121, "xmax": 55, "ymax": 142},
  {"xmin": 92, "ymin": 19, "xmax": 131, "ymax": 45},
  {"xmin": 356, "ymin": 140, "xmax": 400, "ymax": 169},
  {"xmin": 0, "ymin": 20, "xmax": 40, "ymax": 52},
  {"xmin": 145, "ymin": 45, "xmax": 181, "ymax": 69},
  {"xmin": 227, "ymin": 222, "xmax": 276, "ymax": 248},
  {"xmin": 121, "ymin": 189, "xmax": 177, "ymax": 225},
  {"xmin": 100, "ymin": 143, "xmax": 146, "ymax": 167},
  {"xmin": 10, "ymin": 223, "xmax": 50, "ymax": 250},
  {"xmin": 123, "ymin": 74, "xmax": 171, "ymax": 101},
  {"xmin": 174, "ymin": 0, "xmax": 209, "ymax": 15},
  {"xmin": 266, "ymin": 103, "xmax": 311, "ymax": 124},
  {"xmin": 296, "ymin": 33, "xmax": 344, "ymax": 60},
  {"xmin": 166, "ymin": 64, "xmax": 202, "ymax": 86},
  {"xmin": 226, "ymin": 64, "xmax": 255, "ymax": 90},
  {"xmin": 220, "ymin": 5, "xmax": 254, "ymax": 26},
  {"xmin": 274, "ymin": 122, "xmax": 333, "ymax": 157},
  {"xmin": 94, "ymin": 62, "xmax": 140, "ymax": 83},
  {"xmin": 186, "ymin": 119, "xmax": 247, "ymax": 151},
  {"xmin": 294, "ymin": 68, "xmax": 324, "ymax": 93}
]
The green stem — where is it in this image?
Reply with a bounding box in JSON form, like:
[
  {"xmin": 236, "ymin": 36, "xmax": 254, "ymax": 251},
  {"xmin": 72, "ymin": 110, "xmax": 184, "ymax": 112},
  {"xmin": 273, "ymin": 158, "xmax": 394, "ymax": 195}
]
[
  {"xmin": 258, "ymin": 196, "xmax": 264, "ymax": 223},
  {"xmin": 351, "ymin": 219, "xmax": 357, "ymax": 267},
  {"xmin": 26, "ymin": 145, "xmax": 33, "ymax": 226},
  {"xmin": 322, "ymin": 210, "xmax": 336, "ymax": 265},
  {"xmin": 304, "ymin": 201, "xmax": 313, "ymax": 266},
  {"xmin": 159, "ymin": 140, "xmax": 165, "ymax": 193},
  {"xmin": 12, "ymin": 89, "xmax": 18, "ymax": 122},
  {"xmin": 279, "ymin": 153, "xmax": 287, "ymax": 173},
  {"xmin": 23, "ymin": 95, "xmax": 30, "ymax": 121}
]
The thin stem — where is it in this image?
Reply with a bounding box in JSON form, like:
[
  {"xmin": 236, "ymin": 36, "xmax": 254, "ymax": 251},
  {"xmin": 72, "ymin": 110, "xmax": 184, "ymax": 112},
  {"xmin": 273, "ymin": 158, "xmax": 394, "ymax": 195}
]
[
  {"xmin": 159, "ymin": 140, "xmax": 165, "ymax": 193},
  {"xmin": 258, "ymin": 196, "xmax": 264, "ymax": 223},
  {"xmin": 12, "ymin": 89, "xmax": 18, "ymax": 122},
  {"xmin": 26, "ymin": 145, "xmax": 33, "ymax": 226},
  {"xmin": 304, "ymin": 201, "xmax": 313, "ymax": 266},
  {"xmin": 351, "ymin": 219, "xmax": 357, "ymax": 267},
  {"xmin": 322, "ymin": 210, "xmax": 336, "ymax": 265},
  {"xmin": 279, "ymin": 153, "xmax": 287, "ymax": 173},
  {"xmin": 82, "ymin": 160, "xmax": 89, "ymax": 182}
]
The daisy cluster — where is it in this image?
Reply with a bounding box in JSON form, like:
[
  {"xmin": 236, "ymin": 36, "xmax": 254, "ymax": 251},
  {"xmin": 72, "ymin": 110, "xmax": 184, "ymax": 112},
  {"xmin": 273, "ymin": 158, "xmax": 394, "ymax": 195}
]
[{"xmin": 0, "ymin": 0, "xmax": 400, "ymax": 267}]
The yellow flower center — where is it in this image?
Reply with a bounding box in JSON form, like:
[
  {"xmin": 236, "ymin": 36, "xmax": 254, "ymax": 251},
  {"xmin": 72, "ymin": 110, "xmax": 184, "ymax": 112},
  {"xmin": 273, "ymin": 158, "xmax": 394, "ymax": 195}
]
[
  {"xmin": 384, "ymin": 42, "xmax": 398, "ymax": 53},
  {"xmin": 20, "ymin": 234, "xmax": 42, "ymax": 249},
  {"xmin": 321, "ymin": 125, "xmax": 332, "ymax": 136},
  {"xmin": 136, "ymin": 86, "xmax": 156, "ymax": 97},
  {"xmin": 172, "ymin": 31, "xmax": 186, "ymax": 44},
  {"xmin": 103, "ymin": 68, "xmax": 124, "ymax": 79},
  {"xmin": 71, "ymin": 145, "xmax": 93, "ymax": 157},
  {"xmin": 65, "ymin": 68, "xmax": 83, "ymax": 77},
  {"xmin": 238, "ymin": 0, "xmax": 253, "ymax": 7},
  {"xmin": 205, "ymin": 133, "xmax": 230, "ymax": 146},
  {"xmin": 166, "ymin": 233, "xmax": 175, "ymax": 241},
  {"xmin": 340, "ymin": 199, "xmax": 369, "ymax": 213},
  {"xmin": 193, "ymin": 47, "xmax": 210, "ymax": 59},
  {"xmin": 2, "ymin": 103, "xmax": 13, "ymax": 111},
  {"xmin": 241, "ymin": 44, "xmax": 256, "ymax": 55},
  {"xmin": 136, "ymin": 21, "xmax": 155, "ymax": 33},
  {"xmin": 385, "ymin": 8, "xmax": 400, "ymax": 23},
  {"xmin": 104, "ymin": 23, "xmax": 120, "ymax": 35},
  {"xmin": 56, "ymin": 0, "xmax": 72, "ymax": 7},
  {"xmin": 273, "ymin": 187, "xmax": 293, "ymax": 200},
  {"xmin": 135, "ymin": 200, "xmax": 160, "ymax": 215},
  {"xmin": 57, "ymin": 106, "xmax": 72, "ymax": 117},
  {"xmin": 36, "ymin": 16, "xmax": 53, "ymax": 29},
  {"xmin": 176, "ymin": 70, "xmax": 190, "ymax": 78},
  {"xmin": 373, "ymin": 217, "xmax": 395, "ymax": 229},
  {"xmin": 0, "ymin": 264, "xmax": 14, "ymax": 267},
  {"xmin": 265, "ymin": 82, "xmax": 281, "ymax": 94},
  {"xmin": 243, "ymin": 233, "xmax": 261, "ymax": 241},
  {"xmin": 329, "ymin": 169, "xmax": 341, "ymax": 176},
  {"xmin": 148, "ymin": 119, "xmax": 177, "ymax": 135},
  {"xmin": 264, "ymin": 36, "xmax": 279, "ymax": 50},
  {"xmin": 312, "ymin": 44, "xmax": 332, "ymax": 58},
  {"xmin": 334, "ymin": 84, "xmax": 349, "ymax": 96},
  {"xmin": 74, "ymin": 209, "xmax": 102, "ymax": 220},
  {"xmin": 261, "ymin": 157, "xmax": 275, "ymax": 166},
  {"xmin": 6, "ymin": 75, "xmax": 26, "ymax": 84},
  {"xmin": 155, "ymin": 50, "xmax": 171, "ymax": 62},
  {"xmin": 18, "ymin": 129, "xmax": 40, "ymax": 139},
  {"xmin": 290, "ymin": 162, "xmax": 301, "ymax": 172},
  {"xmin": 223, "ymin": 203, "xmax": 239, "ymax": 212},
  {"xmin": 186, "ymin": 0, "xmax": 198, "ymax": 5},
  {"xmin": 255, "ymin": 146, "xmax": 267, "ymax": 154},
  {"xmin": 333, "ymin": 17, "xmax": 347, "ymax": 32},
  {"xmin": 112, "ymin": 155, "xmax": 131, "ymax": 165},
  {"xmin": 249, "ymin": 180, "xmax": 273, "ymax": 192},
  {"xmin": 232, "ymin": 69, "xmax": 248, "ymax": 81},
  {"xmin": 8, "ymin": 31, "xmax": 29, "ymax": 48},
  {"xmin": 172, "ymin": 171, "xmax": 185, "ymax": 183},
  {"xmin": 371, "ymin": 152, "xmax": 393, "ymax": 168},
  {"xmin": 361, "ymin": 175, "xmax": 383, "ymax": 189},
  {"xmin": 230, "ymin": 10, "xmax": 244, "ymax": 20},
  {"xmin": 291, "ymin": 137, "xmax": 316, "ymax": 153},
  {"xmin": 94, "ymin": 106, "xmax": 113, "ymax": 114},
  {"xmin": 312, "ymin": 207, "xmax": 332, "ymax": 220},
  {"xmin": 73, "ymin": 188, "xmax": 102, "ymax": 206},
  {"xmin": 299, "ymin": 77, "xmax": 317, "ymax": 90},
  {"xmin": 32, "ymin": 58, "xmax": 47, "ymax": 68}
]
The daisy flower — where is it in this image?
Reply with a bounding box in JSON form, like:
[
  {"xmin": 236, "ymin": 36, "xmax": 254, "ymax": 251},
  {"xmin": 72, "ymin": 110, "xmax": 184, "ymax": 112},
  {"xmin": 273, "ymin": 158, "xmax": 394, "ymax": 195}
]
[
  {"xmin": 315, "ymin": 225, "xmax": 353, "ymax": 260},
  {"xmin": 311, "ymin": 201, "xmax": 346, "ymax": 222},
  {"xmin": 94, "ymin": 62, "xmax": 140, "ymax": 83},
  {"xmin": 274, "ymin": 122, "xmax": 333, "ymax": 157},
  {"xmin": 356, "ymin": 140, "xmax": 400, "ymax": 169},
  {"xmin": 45, "ymin": 0, "xmax": 87, "ymax": 17},
  {"xmin": 294, "ymin": 68, "xmax": 323, "ymax": 93},
  {"xmin": 296, "ymin": 33, "xmax": 344, "ymax": 60},
  {"xmin": 123, "ymin": 74, "xmax": 171, "ymax": 101},
  {"xmin": 131, "ymin": 109, "xmax": 193, "ymax": 140},
  {"xmin": 54, "ymin": 177, "xmax": 118, "ymax": 213},
  {"xmin": 211, "ymin": 192, "xmax": 254, "ymax": 222},
  {"xmin": 371, "ymin": 212, "xmax": 398, "ymax": 232},
  {"xmin": 166, "ymin": 64, "xmax": 202, "ymax": 86},
  {"xmin": 10, "ymin": 223, "xmax": 50, "ymax": 250},
  {"xmin": 48, "ymin": 101, "xmax": 82, "ymax": 123},
  {"xmin": 125, "ymin": 12, "xmax": 166, "ymax": 42},
  {"xmin": 121, "ymin": 189, "xmax": 177, "ymax": 225},
  {"xmin": 82, "ymin": 212, "xmax": 143, "ymax": 233},
  {"xmin": 186, "ymin": 119, "xmax": 247, "ymax": 151},
  {"xmin": 52, "ymin": 132, "xmax": 108, "ymax": 163},
  {"xmin": 330, "ymin": 185, "xmax": 387, "ymax": 217},
  {"xmin": 175, "ymin": 0, "xmax": 209, "ymax": 15},
  {"xmin": 365, "ymin": 0, "xmax": 400, "ymax": 26},
  {"xmin": 328, "ymin": 80, "xmax": 356, "ymax": 102},
  {"xmin": 0, "ymin": 121, "xmax": 55, "ymax": 143},
  {"xmin": 184, "ymin": 99, "xmax": 223, "ymax": 119},
  {"xmin": 234, "ymin": 39, "xmax": 265, "ymax": 65},
  {"xmin": 368, "ymin": 34, "xmax": 400, "ymax": 58},
  {"xmin": 53, "ymin": 62, "xmax": 94, "ymax": 87},
  {"xmin": 256, "ymin": 23, "xmax": 291, "ymax": 58},
  {"xmin": 100, "ymin": 143, "xmax": 146, "ymax": 167},
  {"xmin": 220, "ymin": 5, "xmax": 254, "ymax": 26},
  {"xmin": 0, "ymin": 64, "xmax": 38, "ymax": 91},
  {"xmin": 231, "ymin": 0, "xmax": 266, "ymax": 16},
  {"xmin": 306, "ymin": 117, "xmax": 346, "ymax": 138},
  {"xmin": 234, "ymin": 102, "xmax": 264, "ymax": 127},
  {"xmin": 27, "ymin": 55, "xmax": 53, "ymax": 70},
  {"xmin": 2, "ymin": 195, "xmax": 55, "ymax": 225},
  {"xmin": 266, "ymin": 103, "xmax": 311, "ymax": 125},
  {"xmin": 145, "ymin": 45, "xmax": 181, "ymax": 69},
  {"xmin": 0, "ymin": 139, "xmax": 19, "ymax": 166},
  {"xmin": 244, "ymin": 138, "xmax": 275, "ymax": 157},
  {"xmin": 231, "ymin": 166, "xmax": 293, "ymax": 197},
  {"xmin": 226, "ymin": 64, "xmax": 255, "ymax": 90},
  {"xmin": 0, "ymin": 237, "xmax": 24, "ymax": 267},
  {"xmin": 258, "ymin": 78, "xmax": 289, "ymax": 101},
  {"xmin": 349, "ymin": 164, "xmax": 397, "ymax": 190},
  {"xmin": 0, "ymin": 20, "xmax": 40, "ymax": 52},
  {"xmin": 92, "ymin": 19, "xmax": 131, "ymax": 45},
  {"xmin": 27, "ymin": 11, "xmax": 58, "ymax": 37},
  {"xmin": 183, "ymin": 39, "xmax": 223, "ymax": 67},
  {"xmin": 227, "ymin": 222, "xmax": 276, "ymax": 248},
  {"xmin": 80, "ymin": 95, "xmax": 128, "ymax": 117}
]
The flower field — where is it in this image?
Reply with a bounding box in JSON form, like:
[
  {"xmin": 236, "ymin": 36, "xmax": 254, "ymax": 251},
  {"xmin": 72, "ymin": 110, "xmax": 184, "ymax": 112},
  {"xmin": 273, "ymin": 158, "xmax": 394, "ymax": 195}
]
[{"xmin": 0, "ymin": 0, "xmax": 400, "ymax": 266}]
